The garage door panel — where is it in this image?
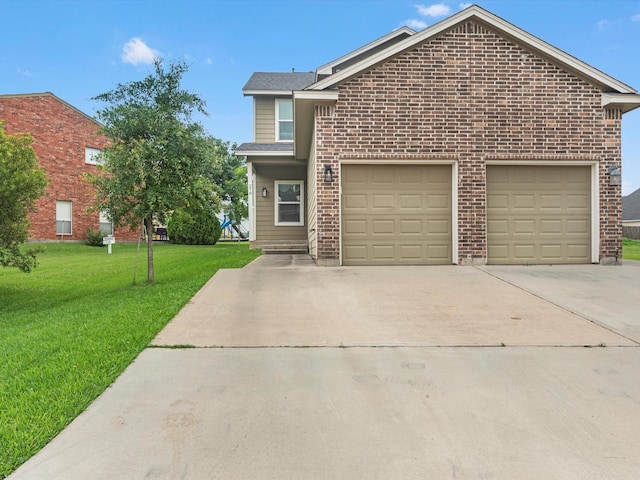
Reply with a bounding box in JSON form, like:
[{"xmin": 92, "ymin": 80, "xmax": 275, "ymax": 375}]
[
  {"xmin": 514, "ymin": 194, "xmax": 536, "ymax": 210},
  {"xmin": 342, "ymin": 164, "xmax": 451, "ymax": 265},
  {"xmin": 567, "ymin": 219, "xmax": 589, "ymax": 234},
  {"xmin": 400, "ymin": 245, "xmax": 424, "ymax": 260},
  {"xmin": 372, "ymin": 195, "xmax": 394, "ymax": 209},
  {"xmin": 344, "ymin": 219, "xmax": 367, "ymax": 235},
  {"xmin": 488, "ymin": 244, "xmax": 509, "ymax": 262},
  {"xmin": 488, "ymin": 219, "xmax": 509, "ymax": 235},
  {"xmin": 567, "ymin": 244, "xmax": 590, "ymax": 260},
  {"xmin": 372, "ymin": 219, "xmax": 394, "ymax": 234},
  {"xmin": 539, "ymin": 219, "xmax": 562, "ymax": 234},
  {"xmin": 567, "ymin": 194, "xmax": 590, "ymax": 210},
  {"xmin": 427, "ymin": 219, "xmax": 450, "ymax": 235},
  {"xmin": 487, "ymin": 194, "xmax": 509, "ymax": 211},
  {"xmin": 372, "ymin": 245, "xmax": 394, "ymax": 260},
  {"xmin": 400, "ymin": 194, "xmax": 422, "ymax": 209},
  {"xmin": 400, "ymin": 219, "xmax": 422, "ymax": 234},
  {"xmin": 514, "ymin": 219, "xmax": 536, "ymax": 234},
  {"xmin": 343, "ymin": 245, "xmax": 367, "ymax": 261},
  {"xmin": 426, "ymin": 194, "xmax": 450, "ymax": 210},
  {"xmin": 513, "ymin": 244, "xmax": 536, "ymax": 260},
  {"xmin": 487, "ymin": 165, "xmax": 591, "ymax": 265},
  {"xmin": 343, "ymin": 194, "xmax": 367, "ymax": 210}
]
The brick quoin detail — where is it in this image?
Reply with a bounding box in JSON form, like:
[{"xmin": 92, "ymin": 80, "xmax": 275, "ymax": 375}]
[
  {"xmin": 0, "ymin": 94, "xmax": 138, "ymax": 242},
  {"xmin": 313, "ymin": 21, "xmax": 623, "ymax": 264}
]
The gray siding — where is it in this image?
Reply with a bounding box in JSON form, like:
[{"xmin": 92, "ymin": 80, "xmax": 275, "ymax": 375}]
[
  {"xmin": 306, "ymin": 134, "xmax": 318, "ymax": 258},
  {"xmin": 254, "ymin": 97, "xmax": 275, "ymax": 143},
  {"xmin": 255, "ymin": 164, "xmax": 307, "ymax": 241}
]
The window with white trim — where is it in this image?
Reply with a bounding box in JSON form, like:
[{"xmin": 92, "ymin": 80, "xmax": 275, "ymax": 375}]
[
  {"xmin": 275, "ymin": 181, "xmax": 304, "ymax": 226},
  {"xmin": 56, "ymin": 200, "xmax": 72, "ymax": 235},
  {"xmin": 99, "ymin": 211, "xmax": 113, "ymax": 235},
  {"xmin": 276, "ymin": 99, "xmax": 293, "ymax": 142},
  {"xmin": 85, "ymin": 147, "xmax": 103, "ymax": 165}
]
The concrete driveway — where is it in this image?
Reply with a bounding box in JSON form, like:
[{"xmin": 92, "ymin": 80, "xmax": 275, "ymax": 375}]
[{"xmin": 9, "ymin": 257, "xmax": 640, "ymax": 480}]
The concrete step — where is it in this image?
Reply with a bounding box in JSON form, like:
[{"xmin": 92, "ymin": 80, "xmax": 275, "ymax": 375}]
[
  {"xmin": 262, "ymin": 245, "xmax": 309, "ymax": 255},
  {"xmin": 257, "ymin": 241, "xmax": 309, "ymax": 255}
]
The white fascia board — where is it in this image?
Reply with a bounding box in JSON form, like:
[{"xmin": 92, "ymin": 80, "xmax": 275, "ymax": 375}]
[
  {"xmin": 309, "ymin": 5, "xmax": 637, "ymax": 94},
  {"xmin": 243, "ymin": 90, "xmax": 293, "ymax": 96},
  {"xmin": 235, "ymin": 149, "xmax": 295, "ymax": 157},
  {"xmin": 293, "ymin": 90, "xmax": 339, "ymax": 101},
  {"xmin": 316, "ymin": 26, "xmax": 416, "ymax": 76},
  {"xmin": 602, "ymin": 93, "xmax": 640, "ymax": 113}
]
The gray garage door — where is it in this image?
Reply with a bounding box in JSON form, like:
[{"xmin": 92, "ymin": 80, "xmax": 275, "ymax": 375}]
[
  {"xmin": 487, "ymin": 165, "xmax": 591, "ymax": 264},
  {"xmin": 342, "ymin": 164, "xmax": 452, "ymax": 265}
]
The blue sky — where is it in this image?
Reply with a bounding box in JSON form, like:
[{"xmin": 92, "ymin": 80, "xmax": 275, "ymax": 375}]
[{"xmin": 2, "ymin": 0, "xmax": 639, "ymax": 194}]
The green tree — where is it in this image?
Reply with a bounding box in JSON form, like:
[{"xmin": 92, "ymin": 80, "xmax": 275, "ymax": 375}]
[
  {"xmin": 90, "ymin": 59, "xmax": 211, "ymax": 282},
  {"xmin": 205, "ymin": 137, "xmax": 248, "ymax": 224},
  {"xmin": 0, "ymin": 122, "xmax": 48, "ymax": 272}
]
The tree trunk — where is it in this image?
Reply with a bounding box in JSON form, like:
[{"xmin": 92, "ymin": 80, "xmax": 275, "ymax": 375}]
[{"xmin": 145, "ymin": 216, "xmax": 155, "ymax": 283}]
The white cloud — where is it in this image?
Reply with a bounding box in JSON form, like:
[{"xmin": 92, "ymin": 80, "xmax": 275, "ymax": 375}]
[
  {"xmin": 121, "ymin": 37, "xmax": 159, "ymax": 65},
  {"xmin": 403, "ymin": 18, "xmax": 428, "ymax": 29},
  {"xmin": 415, "ymin": 3, "xmax": 451, "ymax": 18},
  {"xmin": 459, "ymin": 2, "xmax": 472, "ymax": 9},
  {"xmin": 17, "ymin": 68, "xmax": 33, "ymax": 77},
  {"xmin": 632, "ymin": 14, "xmax": 640, "ymax": 21},
  {"xmin": 205, "ymin": 57, "xmax": 213, "ymax": 65},
  {"xmin": 596, "ymin": 19, "xmax": 611, "ymax": 29}
]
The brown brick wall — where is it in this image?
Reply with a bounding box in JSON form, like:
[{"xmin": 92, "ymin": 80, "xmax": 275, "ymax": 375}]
[
  {"xmin": 314, "ymin": 21, "xmax": 622, "ymax": 263},
  {"xmin": 0, "ymin": 94, "xmax": 138, "ymax": 242}
]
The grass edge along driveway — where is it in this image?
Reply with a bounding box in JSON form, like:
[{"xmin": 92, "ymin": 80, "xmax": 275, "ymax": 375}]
[{"xmin": 0, "ymin": 242, "xmax": 260, "ymax": 479}]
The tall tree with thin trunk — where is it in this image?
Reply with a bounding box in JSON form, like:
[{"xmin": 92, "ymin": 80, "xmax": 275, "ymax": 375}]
[{"xmin": 90, "ymin": 59, "xmax": 209, "ymax": 282}]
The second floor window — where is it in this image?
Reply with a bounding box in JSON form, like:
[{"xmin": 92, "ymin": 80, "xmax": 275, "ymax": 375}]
[
  {"xmin": 85, "ymin": 147, "xmax": 103, "ymax": 165},
  {"xmin": 276, "ymin": 99, "xmax": 293, "ymax": 142}
]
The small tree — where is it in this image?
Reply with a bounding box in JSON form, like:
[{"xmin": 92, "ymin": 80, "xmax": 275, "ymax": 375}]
[
  {"xmin": 90, "ymin": 59, "xmax": 210, "ymax": 282},
  {"xmin": 205, "ymin": 138, "xmax": 248, "ymax": 224},
  {"xmin": 0, "ymin": 123, "xmax": 48, "ymax": 272}
]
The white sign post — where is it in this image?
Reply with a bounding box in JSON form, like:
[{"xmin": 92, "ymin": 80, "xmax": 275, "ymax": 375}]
[{"xmin": 102, "ymin": 235, "xmax": 116, "ymax": 254}]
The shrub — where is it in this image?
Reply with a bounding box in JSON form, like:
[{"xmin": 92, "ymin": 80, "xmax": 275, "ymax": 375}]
[
  {"xmin": 167, "ymin": 206, "xmax": 221, "ymax": 245},
  {"xmin": 86, "ymin": 227, "xmax": 106, "ymax": 247}
]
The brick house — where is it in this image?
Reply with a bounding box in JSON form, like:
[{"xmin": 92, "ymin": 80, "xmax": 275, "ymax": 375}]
[
  {"xmin": 0, "ymin": 92, "xmax": 138, "ymax": 242},
  {"xmin": 237, "ymin": 5, "xmax": 640, "ymax": 265}
]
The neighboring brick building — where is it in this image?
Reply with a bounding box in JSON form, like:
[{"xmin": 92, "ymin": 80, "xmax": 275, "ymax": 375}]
[
  {"xmin": 237, "ymin": 5, "xmax": 640, "ymax": 265},
  {"xmin": 0, "ymin": 92, "xmax": 138, "ymax": 242}
]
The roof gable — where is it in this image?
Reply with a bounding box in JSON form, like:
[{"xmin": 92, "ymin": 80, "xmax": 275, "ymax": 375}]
[
  {"xmin": 316, "ymin": 26, "xmax": 416, "ymax": 79},
  {"xmin": 0, "ymin": 92, "xmax": 102, "ymax": 126},
  {"xmin": 308, "ymin": 5, "xmax": 637, "ymax": 96},
  {"xmin": 623, "ymin": 188, "xmax": 640, "ymax": 221}
]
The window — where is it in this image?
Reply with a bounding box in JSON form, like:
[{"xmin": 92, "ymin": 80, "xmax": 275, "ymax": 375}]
[
  {"xmin": 56, "ymin": 201, "xmax": 72, "ymax": 235},
  {"xmin": 275, "ymin": 181, "xmax": 304, "ymax": 226},
  {"xmin": 99, "ymin": 211, "xmax": 113, "ymax": 235},
  {"xmin": 276, "ymin": 99, "xmax": 293, "ymax": 142},
  {"xmin": 85, "ymin": 147, "xmax": 103, "ymax": 165}
]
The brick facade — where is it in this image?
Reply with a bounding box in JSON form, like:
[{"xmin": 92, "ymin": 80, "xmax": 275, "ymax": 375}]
[
  {"xmin": 0, "ymin": 93, "xmax": 138, "ymax": 242},
  {"xmin": 314, "ymin": 21, "xmax": 623, "ymax": 264}
]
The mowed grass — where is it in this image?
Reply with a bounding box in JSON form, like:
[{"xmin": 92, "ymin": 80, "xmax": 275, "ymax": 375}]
[
  {"xmin": 0, "ymin": 242, "xmax": 260, "ymax": 478},
  {"xmin": 623, "ymin": 237, "xmax": 640, "ymax": 260}
]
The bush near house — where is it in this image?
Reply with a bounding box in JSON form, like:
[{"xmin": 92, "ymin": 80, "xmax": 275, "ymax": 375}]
[{"xmin": 167, "ymin": 205, "xmax": 222, "ymax": 245}]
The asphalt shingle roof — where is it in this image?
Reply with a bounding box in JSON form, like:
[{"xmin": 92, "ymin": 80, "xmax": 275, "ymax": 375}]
[
  {"xmin": 623, "ymin": 187, "xmax": 640, "ymax": 220},
  {"xmin": 235, "ymin": 142, "xmax": 294, "ymax": 153},
  {"xmin": 243, "ymin": 72, "xmax": 316, "ymax": 92}
]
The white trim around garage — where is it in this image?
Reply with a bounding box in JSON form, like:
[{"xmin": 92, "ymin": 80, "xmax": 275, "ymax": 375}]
[
  {"xmin": 485, "ymin": 159, "xmax": 600, "ymax": 264},
  {"xmin": 338, "ymin": 159, "xmax": 458, "ymax": 266}
]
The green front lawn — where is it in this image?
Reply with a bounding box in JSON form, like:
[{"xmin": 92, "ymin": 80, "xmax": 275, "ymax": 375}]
[
  {"xmin": 623, "ymin": 237, "xmax": 640, "ymax": 260},
  {"xmin": 0, "ymin": 242, "xmax": 260, "ymax": 478}
]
